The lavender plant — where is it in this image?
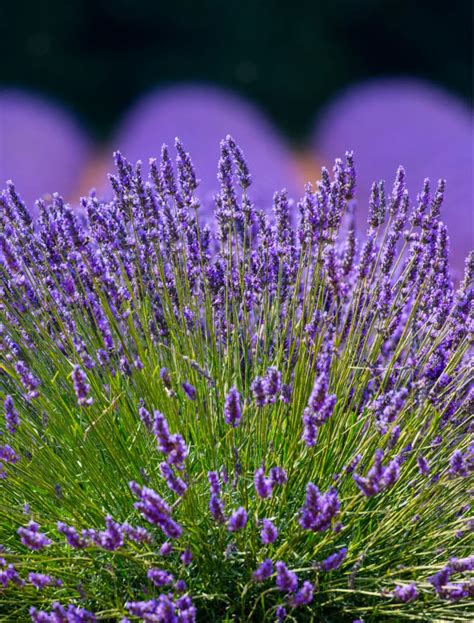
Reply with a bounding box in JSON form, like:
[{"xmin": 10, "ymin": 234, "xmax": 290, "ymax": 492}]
[{"xmin": 0, "ymin": 138, "xmax": 472, "ymax": 622}]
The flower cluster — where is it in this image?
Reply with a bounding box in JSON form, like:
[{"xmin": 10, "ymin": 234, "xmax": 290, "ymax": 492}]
[{"xmin": 0, "ymin": 137, "xmax": 472, "ymax": 621}]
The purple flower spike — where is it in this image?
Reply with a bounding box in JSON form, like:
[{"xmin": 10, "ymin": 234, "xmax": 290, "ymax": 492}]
[
  {"xmin": 209, "ymin": 494, "xmax": 226, "ymax": 524},
  {"xmin": 290, "ymin": 580, "xmax": 314, "ymax": 606},
  {"xmin": 94, "ymin": 515, "xmax": 124, "ymax": 551},
  {"xmin": 353, "ymin": 450, "xmax": 402, "ymax": 496},
  {"xmin": 0, "ymin": 563, "xmax": 23, "ymax": 588},
  {"xmin": 251, "ymin": 376, "xmax": 266, "ymax": 407},
  {"xmin": 17, "ymin": 521, "xmax": 51, "ymax": 550},
  {"xmin": 260, "ymin": 519, "xmax": 278, "ymax": 545},
  {"xmin": 224, "ymin": 387, "xmax": 242, "ymax": 428},
  {"xmin": 263, "ymin": 367, "xmax": 282, "ymax": 403},
  {"xmin": 299, "ymin": 483, "xmax": 340, "ymax": 532},
  {"xmin": 276, "ymin": 606, "xmax": 287, "ymax": 621},
  {"xmin": 129, "ymin": 481, "xmax": 183, "ymax": 539},
  {"xmin": 254, "ymin": 467, "xmax": 273, "ymax": 498},
  {"xmin": 269, "ymin": 467, "xmax": 288, "ymax": 486},
  {"xmin": 57, "ymin": 522, "xmax": 89, "ymax": 549},
  {"xmin": 417, "ymin": 454, "xmax": 430, "ymax": 475},
  {"xmin": 227, "ymin": 507, "xmax": 248, "ymax": 532},
  {"xmin": 160, "ymin": 462, "xmax": 188, "ymax": 496},
  {"xmin": 4, "ymin": 395, "xmax": 20, "ymax": 434},
  {"xmin": 275, "ymin": 561, "xmax": 298, "ymax": 593},
  {"xmin": 28, "ymin": 573, "xmax": 53, "ymax": 590},
  {"xmin": 71, "ymin": 365, "xmax": 93, "ymax": 406},
  {"xmin": 30, "ymin": 603, "xmax": 96, "ymax": 623},
  {"xmin": 393, "ymin": 583, "xmax": 418, "ymax": 602},
  {"xmin": 147, "ymin": 567, "xmax": 174, "ymax": 587},
  {"xmin": 321, "ymin": 547, "xmax": 348, "ymax": 572},
  {"xmin": 182, "ymin": 381, "xmax": 197, "ymax": 401},
  {"xmin": 153, "ymin": 411, "xmax": 188, "ymax": 469},
  {"xmin": 181, "ymin": 547, "xmax": 193, "ymax": 566},
  {"xmin": 159, "ymin": 542, "xmax": 173, "ymax": 556},
  {"xmin": 253, "ymin": 558, "xmax": 274, "ymax": 582},
  {"xmin": 207, "ymin": 471, "xmax": 221, "ymax": 495}
]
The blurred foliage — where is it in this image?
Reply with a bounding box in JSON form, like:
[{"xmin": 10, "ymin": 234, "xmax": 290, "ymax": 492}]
[{"xmin": 0, "ymin": 0, "xmax": 471, "ymax": 143}]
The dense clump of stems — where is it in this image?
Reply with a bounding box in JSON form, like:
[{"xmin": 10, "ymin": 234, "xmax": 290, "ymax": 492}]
[{"xmin": 0, "ymin": 139, "xmax": 472, "ymax": 622}]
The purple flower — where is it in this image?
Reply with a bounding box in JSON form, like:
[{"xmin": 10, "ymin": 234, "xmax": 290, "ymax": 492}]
[
  {"xmin": 276, "ymin": 606, "xmax": 287, "ymax": 621},
  {"xmin": 160, "ymin": 367, "xmax": 172, "ymax": 389},
  {"xmin": 209, "ymin": 494, "xmax": 226, "ymax": 524},
  {"xmin": 129, "ymin": 481, "xmax": 183, "ymax": 539},
  {"xmin": 302, "ymin": 368, "xmax": 336, "ymax": 446},
  {"xmin": 0, "ymin": 444, "xmax": 19, "ymax": 465},
  {"xmin": 254, "ymin": 467, "xmax": 273, "ymax": 498},
  {"xmin": 263, "ymin": 367, "xmax": 282, "ymax": 403},
  {"xmin": 15, "ymin": 360, "xmax": 40, "ymax": 400},
  {"xmin": 175, "ymin": 579, "xmax": 187, "ymax": 592},
  {"xmin": 138, "ymin": 403, "xmax": 153, "ymax": 431},
  {"xmin": 71, "ymin": 365, "xmax": 93, "ymax": 406},
  {"xmin": 417, "ymin": 454, "xmax": 430, "ymax": 475},
  {"xmin": 269, "ymin": 467, "xmax": 288, "ymax": 486},
  {"xmin": 260, "ymin": 519, "xmax": 278, "ymax": 545},
  {"xmin": 4, "ymin": 395, "xmax": 20, "ymax": 434},
  {"xmin": 275, "ymin": 561, "xmax": 298, "ymax": 592},
  {"xmin": 147, "ymin": 567, "xmax": 174, "ymax": 587},
  {"xmin": 224, "ymin": 387, "xmax": 242, "ymax": 428},
  {"xmin": 159, "ymin": 542, "xmax": 173, "ymax": 556},
  {"xmin": 121, "ymin": 523, "xmax": 152, "ymax": 544},
  {"xmin": 353, "ymin": 450, "xmax": 401, "ymax": 496},
  {"xmin": 429, "ymin": 566, "xmax": 451, "ymax": 592},
  {"xmin": 30, "ymin": 603, "xmax": 96, "ymax": 623},
  {"xmin": 57, "ymin": 522, "xmax": 89, "ymax": 549},
  {"xmin": 181, "ymin": 547, "xmax": 193, "ymax": 566},
  {"xmin": 253, "ymin": 558, "xmax": 274, "ymax": 581},
  {"xmin": 251, "ymin": 376, "xmax": 266, "ymax": 407},
  {"xmin": 438, "ymin": 583, "xmax": 470, "ymax": 601},
  {"xmin": 153, "ymin": 411, "xmax": 188, "ymax": 469},
  {"xmin": 28, "ymin": 572, "xmax": 53, "ymax": 590},
  {"xmin": 18, "ymin": 521, "xmax": 51, "ymax": 550},
  {"xmin": 393, "ymin": 583, "xmax": 418, "ymax": 602},
  {"xmin": 227, "ymin": 507, "xmax": 248, "ymax": 532},
  {"xmin": 449, "ymin": 555, "xmax": 474, "ymax": 573},
  {"xmin": 290, "ymin": 580, "xmax": 314, "ymax": 606},
  {"xmin": 0, "ymin": 563, "xmax": 23, "ymax": 588},
  {"xmin": 449, "ymin": 450, "xmax": 467, "ymax": 477},
  {"xmin": 182, "ymin": 381, "xmax": 196, "ymax": 401},
  {"xmin": 321, "ymin": 547, "xmax": 347, "ymax": 572},
  {"xmin": 299, "ymin": 483, "xmax": 340, "ymax": 532},
  {"xmin": 94, "ymin": 515, "xmax": 124, "ymax": 551},
  {"xmin": 207, "ymin": 471, "xmax": 221, "ymax": 495},
  {"xmin": 160, "ymin": 461, "xmax": 188, "ymax": 496}
]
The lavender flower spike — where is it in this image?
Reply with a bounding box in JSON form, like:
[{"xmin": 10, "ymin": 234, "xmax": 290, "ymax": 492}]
[
  {"xmin": 275, "ymin": 561, "xmax": 298, "ymax": 592},
  {"xmin": 224, "ymin": 387, "xmax": 242, "ymax": 428},
  {"xmin": 4, "ymin": 395, "xmax": 20, "ymax": 434},
  {"xmin": 393, "ymin": 583, "xmax": 418, "ymax": 602},
  {"xmin": 71, "ymin": 365, "xmax": 93, "ymax": 406},
  {"xmin": 227, "ymin": 507, "xmax": 248, "ymax": 532},
  {"xmin": 17, "ymin": 521, "xmax": 52, "ymax": 550}
]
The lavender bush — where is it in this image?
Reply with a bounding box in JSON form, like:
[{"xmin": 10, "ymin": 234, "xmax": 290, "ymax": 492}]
[{"xmin": 0, "ymin": 137, "xmax": 472, "ymax": 622}]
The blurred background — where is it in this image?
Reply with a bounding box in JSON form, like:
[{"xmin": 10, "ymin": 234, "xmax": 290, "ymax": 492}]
[{"xmin": 0, "ymin": 0, "xmax": 472, "ymax": 268}]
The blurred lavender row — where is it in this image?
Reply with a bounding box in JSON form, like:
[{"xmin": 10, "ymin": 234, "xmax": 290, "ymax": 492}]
[{"xmin": 1, "ymin": 80, "xmax": 472, "ymax": 271}]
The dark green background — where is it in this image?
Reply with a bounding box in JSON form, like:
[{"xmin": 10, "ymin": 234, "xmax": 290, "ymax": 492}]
[{"xmin": 1, "ymin": 1, "xmax": 471, "ymax": 144}]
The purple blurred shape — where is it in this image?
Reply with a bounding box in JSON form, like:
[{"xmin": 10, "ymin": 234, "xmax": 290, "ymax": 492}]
[
  {"xmin": 110, "ymin": 84, "xmax": 299, "ymax": 216},
  {"xmin": 0, "ymin": 89, "xmax": 90, "ymax": 210},
  {"xmin": 312, "ymin": 79, "xmax": 473, "ymax": 274}
]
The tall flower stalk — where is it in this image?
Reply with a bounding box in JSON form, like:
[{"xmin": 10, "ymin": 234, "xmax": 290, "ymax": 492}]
[{"xmin": 0, "ymin": 138, "xmax": 472, "ymax": 622}]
